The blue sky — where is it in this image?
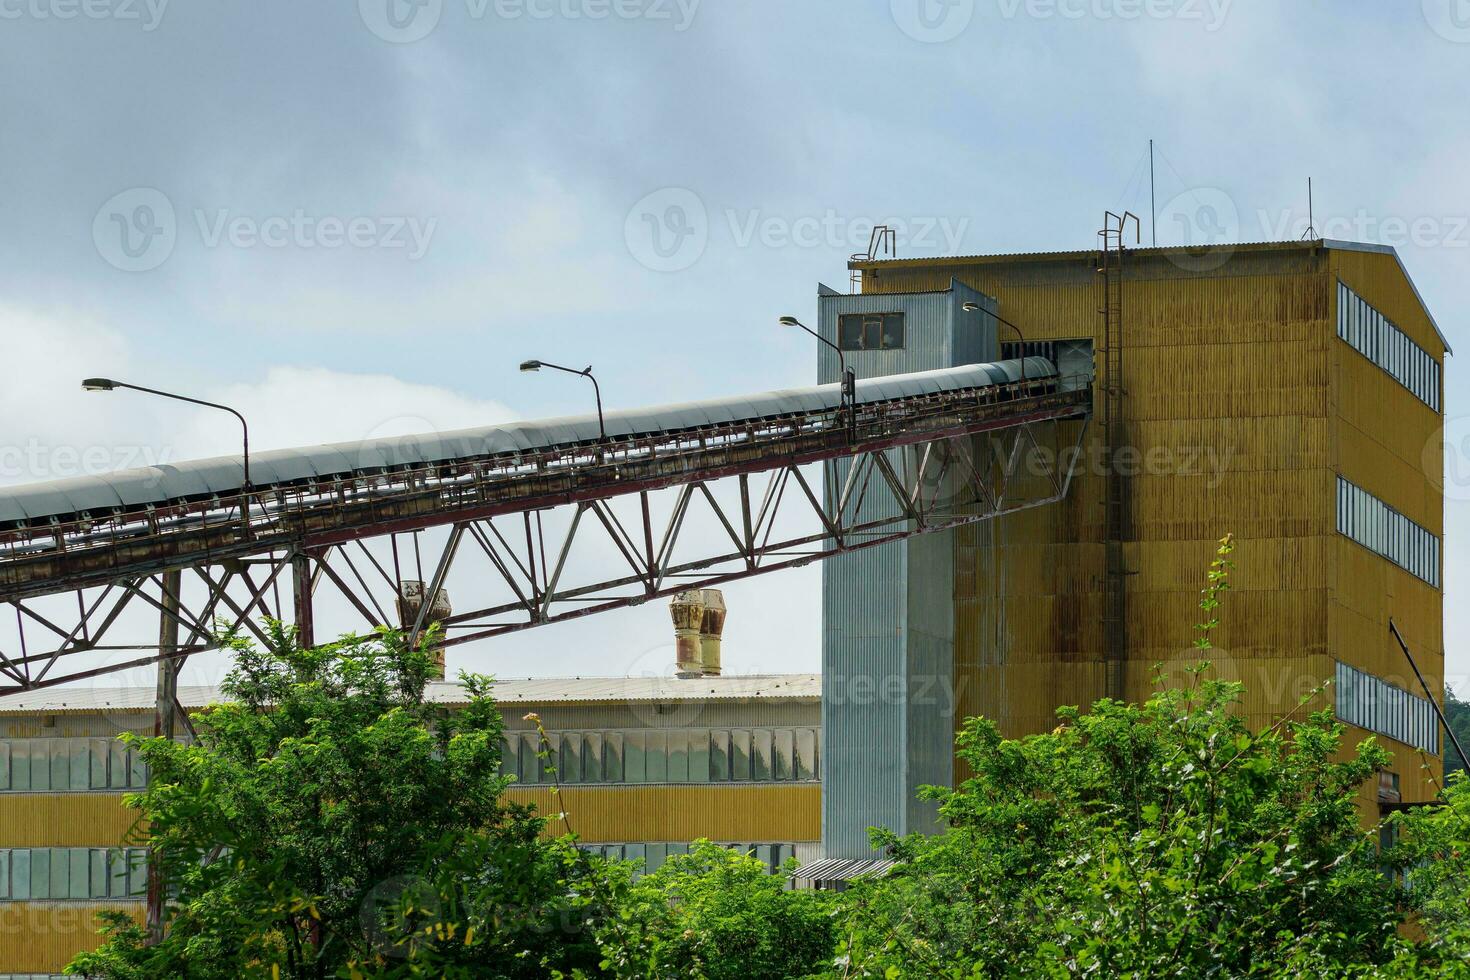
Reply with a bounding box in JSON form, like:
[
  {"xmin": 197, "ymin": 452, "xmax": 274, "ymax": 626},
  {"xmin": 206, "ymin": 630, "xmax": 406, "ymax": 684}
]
[{"xmin": 0, "ymin": 1, "xmax": 1466, "ymax": 689}]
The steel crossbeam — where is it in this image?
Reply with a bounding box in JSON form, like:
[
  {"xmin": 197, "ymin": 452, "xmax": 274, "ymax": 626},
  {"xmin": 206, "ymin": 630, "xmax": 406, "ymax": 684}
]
[{"xmin": 0, "ymin": 380, "xmax": 1090, "ymax": 695}]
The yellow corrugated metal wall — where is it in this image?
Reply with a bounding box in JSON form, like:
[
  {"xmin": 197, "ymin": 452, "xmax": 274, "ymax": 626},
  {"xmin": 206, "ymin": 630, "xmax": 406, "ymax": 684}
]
[
  {"xmin": 505, "ymin": 784, "xmax": 821, "ymax": 843},
  {"xmin": 859, "ymin": 243, "xmax": 1443, "ymax": 807},
  {"xmin": 0, "ymin": 902, "xmax": 143, "ymax": 972},
  {"xmin": 0, "ymin": 794, "xmax": 137, "ymax": 847}
]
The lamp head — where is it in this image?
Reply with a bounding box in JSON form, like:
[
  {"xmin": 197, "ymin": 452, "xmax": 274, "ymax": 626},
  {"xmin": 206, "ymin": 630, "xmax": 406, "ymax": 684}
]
[
  {"xmin": 81, "ymin": 378, "xmax": 118, "ymax": 392},
  {"xmin": 961, "ymin": 302, "xmax": 982, "ymax": 313},
  {"xmin": 777, "ymin": 316, "xmax": 802, "ymax": 328},
  {"xmin": 519, "ymin": 360, "xmax": 542, "ymax": 373}
]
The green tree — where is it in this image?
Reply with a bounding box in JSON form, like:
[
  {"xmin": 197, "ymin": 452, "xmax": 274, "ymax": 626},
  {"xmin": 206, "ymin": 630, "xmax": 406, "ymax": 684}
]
[
  {"xmin": 1386, "ymin": 771, "xmax": 1470, "ymax": 972},
  {"xmin": 67, "ymin": 624, "xmax": 601, "ymax": 979},
  {"xmin": 832, "ymin": 537, "xmax": 1407, "ymax": 977},
  {"xmin": 589, "ymin": 840, "xmax": 835, "ymax": 980},
  {"xmin": 1444, "ymin": 684, "xmax": 1470, "ymax": 780}
]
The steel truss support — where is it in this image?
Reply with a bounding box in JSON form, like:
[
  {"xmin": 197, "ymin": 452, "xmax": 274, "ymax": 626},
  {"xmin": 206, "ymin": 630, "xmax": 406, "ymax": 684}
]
[{"xmin": 0, "ymin": 412, "xmax": 1088, "ymax": 696}]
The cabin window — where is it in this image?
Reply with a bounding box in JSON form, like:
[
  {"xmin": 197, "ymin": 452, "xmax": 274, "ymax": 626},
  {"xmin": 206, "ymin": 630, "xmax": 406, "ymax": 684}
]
[{"xmin": 837, "ymin": 313, "xmax": 905, "ymax": 351}]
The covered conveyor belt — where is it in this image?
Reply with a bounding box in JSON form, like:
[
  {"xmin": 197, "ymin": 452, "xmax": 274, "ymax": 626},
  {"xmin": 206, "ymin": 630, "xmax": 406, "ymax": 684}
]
[{"xmin": 0, "ymin": 358, "xmax": 1090, "ymax": 693}]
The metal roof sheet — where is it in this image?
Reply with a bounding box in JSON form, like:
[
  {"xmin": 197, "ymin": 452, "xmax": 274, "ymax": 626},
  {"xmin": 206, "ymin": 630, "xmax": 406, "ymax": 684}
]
[
  {"xmin": 792, "ymin": 858, "xmax": 897, "ymax": 881},
  {"xmin": 0, "ymin": 673, "xmax": 822, "ymax": 715},
  {"xmin": 851, "ymin": 239, "xmax": 1452, "ymax": 357},
  {"xmin": 0, "ymin": 359, "xmax": 1052, "ymax": 526}
]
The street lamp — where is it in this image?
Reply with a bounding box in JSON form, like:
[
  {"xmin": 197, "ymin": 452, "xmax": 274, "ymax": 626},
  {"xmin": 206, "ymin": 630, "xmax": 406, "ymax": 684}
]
[
  {"xmin": 520, "ymin": 360, "xmax": 606, "ymax": 442},
  {"xmin": 81, "ymin": 378, "xmax": 253, "ymax": 534},
  {"xmin": 962, "ymin": 301, "xmax": 1029, "ymax": 383},
  {"xmin": 779, "ymin": 316, "xmax": 857, "ymax": 438}
]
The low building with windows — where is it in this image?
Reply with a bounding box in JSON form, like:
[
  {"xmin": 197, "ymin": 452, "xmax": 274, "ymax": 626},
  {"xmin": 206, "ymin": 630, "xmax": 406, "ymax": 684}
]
[{"xmin": 0, "ymin": 668, "xmax": 820, "ymax": 973}]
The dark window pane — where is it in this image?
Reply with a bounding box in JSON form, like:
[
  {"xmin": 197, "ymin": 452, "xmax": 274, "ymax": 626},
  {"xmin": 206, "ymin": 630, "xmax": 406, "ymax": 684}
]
[
  {"xmin": 882, "ymin": 314, "xmax": 905, "ymax": 349},
  {"xmin": 862, "ymin": 318, "xmax": 881, "ymax": 351},
  {"xmin": 838, "ymin": 316, "xmax": 863, "ymax": 351}
]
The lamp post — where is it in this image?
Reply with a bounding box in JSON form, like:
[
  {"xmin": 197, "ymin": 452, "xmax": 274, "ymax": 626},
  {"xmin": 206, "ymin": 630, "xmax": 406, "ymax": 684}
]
[
  {"xmin": 779, "ymin": 315, "xmax": 857, "ymax": 439},
  {"xmin": 962, "ymin": 301, "xmax": 1029, "ymax": 383},
  {"xmin": 81, "ymin": 377, "xmax": 252, "ymax": 533},
  {"xmin": 520, "ymin": 360, "xmax": 606, "ymax": 442},
  {"xmin": 80, "ymin": 377, "xmax": 250, "ymax": 945}
]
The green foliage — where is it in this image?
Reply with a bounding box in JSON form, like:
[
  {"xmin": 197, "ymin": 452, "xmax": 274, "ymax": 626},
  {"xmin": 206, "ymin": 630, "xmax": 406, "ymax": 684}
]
[
  {"xmin": 1386, "ymin": 770, "xmax": 1470, "ymax": 972},
  {"xmin": 61, "ymin": 536, "xmax": 1470, "ymax": 978},
  {"xmin": 830, "ymin": 537, "xmax": 1406, "ymax": 977},
  {"xmin": 1444, "ymin": 684, "xmax": 1470, "ymax": 780},
  {"xmin": 589, "ymin": 840, "xmax": 835, "ymax": 980},
  {"xmin": 834, "ymin": 679, "xmax": 1400, "ymax": 977},
  {"xmin": 67, "ymin": 623, "xmax": 598, "ymax": 979}
]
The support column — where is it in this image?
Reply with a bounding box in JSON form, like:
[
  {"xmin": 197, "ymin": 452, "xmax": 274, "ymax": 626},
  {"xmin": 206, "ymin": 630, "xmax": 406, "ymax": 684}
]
[
  {"xmin": 147, "ymin": 568, "xmax": 182, "ymax": 942},
  {"xmin": 292, "ymin": 550, "xmax": 315, "ymax": 648}
]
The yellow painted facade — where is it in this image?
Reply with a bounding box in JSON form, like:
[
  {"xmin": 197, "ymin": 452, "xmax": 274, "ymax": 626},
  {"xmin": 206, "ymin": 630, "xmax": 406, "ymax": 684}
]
[
  {"xmin": 505, "ymin": 784, "xmax": 821, "ymax": 843},
  {"xmin": 855, "ymin": 241, "xmax": 1447, "ymax": 809},
  {"xmin": 0, "ymin": 901, "xmax": 143, "ymax": 973},
  {"xmin": 0, "ymin": 794, "xmax": 138, "ymax": 849},
  {"xmin": 0, "ymin": 682, "xmax": 822, "ymax": 972}
]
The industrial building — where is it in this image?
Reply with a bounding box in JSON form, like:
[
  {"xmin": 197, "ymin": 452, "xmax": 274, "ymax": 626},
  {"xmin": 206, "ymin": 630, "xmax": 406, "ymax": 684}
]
[
  {"xmin": 0, "ymin": 234, "xmax": 1452, "ymax": 971},
  {"xmin": 0, "ymin": 594, "xmax": 822, "ymax": 972},
  {"xmin": 821, "ymin": 236, "xmax": 1448, "ymax": 855}
]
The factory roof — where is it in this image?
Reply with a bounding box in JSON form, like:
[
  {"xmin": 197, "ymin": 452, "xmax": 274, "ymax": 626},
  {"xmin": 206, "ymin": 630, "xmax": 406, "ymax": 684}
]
[
  {"xmin": 849, "ymin": 239, "xmax": 1452, "ymax": 356},
  {"xmin": 0, "ymin": 673, "xmax": 822, "ymax": 715}
]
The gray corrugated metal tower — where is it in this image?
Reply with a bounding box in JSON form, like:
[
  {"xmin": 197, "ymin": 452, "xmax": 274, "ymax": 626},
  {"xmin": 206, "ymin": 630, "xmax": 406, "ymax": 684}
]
[{"xmin": 817, "ymin": 279, "xmax": 999, "ymax": 858}]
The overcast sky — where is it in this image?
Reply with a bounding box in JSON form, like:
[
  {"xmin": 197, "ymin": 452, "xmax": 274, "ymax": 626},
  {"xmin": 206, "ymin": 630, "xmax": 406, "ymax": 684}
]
[{"xmin": 0, "ymin": 1, "xmax": 1466, "ymax": 691}]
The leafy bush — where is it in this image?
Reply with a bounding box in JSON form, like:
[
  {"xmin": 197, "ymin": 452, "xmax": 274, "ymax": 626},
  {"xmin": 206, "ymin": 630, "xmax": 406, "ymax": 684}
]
[{"xmin": 591, "ymin": 840, "xmax": 835, "ymax": 980}]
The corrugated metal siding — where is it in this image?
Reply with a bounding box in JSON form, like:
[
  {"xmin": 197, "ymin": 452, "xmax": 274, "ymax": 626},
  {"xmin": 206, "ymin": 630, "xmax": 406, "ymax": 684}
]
[
  {"xmin": 1328, "ymin": 249, "xmax": 1445, "ymax": 808},
  {"xmin": 503, "ymin": 784, "xmax": 820, "ymax": 843},
  {"xmin": 817, "ymin": 286, "xmax": 979, "ymax": 857},
  {"xmin": 0, "ymin": 795, "xmax": 136, "ymax": 848},
  {"xmin": 0, "ymin": 902, "xmax": 140, "ymax": 973},
  {"xmin": 859, "ymin": 242, "xmax": 1443, "ymax": 809}
]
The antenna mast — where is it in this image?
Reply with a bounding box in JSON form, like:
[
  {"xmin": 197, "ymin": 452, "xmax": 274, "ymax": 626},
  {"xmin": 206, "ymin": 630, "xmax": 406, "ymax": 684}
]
[{"xmin": 1301, "ymin": 177, "xmax": 1317, "ymax": 240}]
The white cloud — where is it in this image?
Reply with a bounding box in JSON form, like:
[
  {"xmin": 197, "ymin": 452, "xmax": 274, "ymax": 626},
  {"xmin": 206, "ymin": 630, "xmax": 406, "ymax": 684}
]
[{"xmin": 0, "ymin": 306, "xmax": 517, "ymax": 483}]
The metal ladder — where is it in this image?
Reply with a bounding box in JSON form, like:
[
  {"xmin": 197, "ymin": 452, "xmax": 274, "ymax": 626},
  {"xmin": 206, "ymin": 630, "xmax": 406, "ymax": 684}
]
[{"xmin": 1097, "ymin": 211, "xmax": 1139, "ymax": 701}]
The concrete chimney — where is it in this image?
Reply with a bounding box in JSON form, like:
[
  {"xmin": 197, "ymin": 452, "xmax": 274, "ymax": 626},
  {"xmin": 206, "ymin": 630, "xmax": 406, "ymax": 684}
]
[
  {"xmin": 669, "ymin": 590, "xmax": 706, "ymax": 677},
  {"xmin": 697, "ymin": 589, "xmax": 726, "ymax": 677},
  {"xmin": 397, "ymin": 580, "xmax": 452, "ymax": 680}
]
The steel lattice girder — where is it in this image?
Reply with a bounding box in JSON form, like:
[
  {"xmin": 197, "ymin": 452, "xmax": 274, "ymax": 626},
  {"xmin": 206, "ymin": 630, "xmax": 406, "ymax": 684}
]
[{"xmin": 0, "ymin": 398, "xmax": 1089, "ymax": 696}]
